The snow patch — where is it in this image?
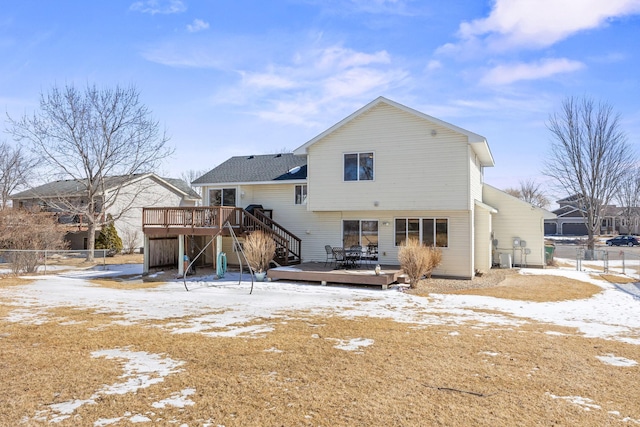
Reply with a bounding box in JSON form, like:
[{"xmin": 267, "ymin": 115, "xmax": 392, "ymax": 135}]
[
  {"xmin": 548, "ymin": 393, "xmax": 601, "ymax": 410},
  {"xmin": 32, "ymin": 348, "xmax": 184, "ymax": 424},
  {"xmin": 331, "ymin": 337, "xmax": 374, "ymax": 352},
  {"xmin": 596, "ymin": 354, "xmax": 638, "ymax": 367},
  {"xmin": 152, "ymin": 388, "xmax": 196, "ymax": 409}
]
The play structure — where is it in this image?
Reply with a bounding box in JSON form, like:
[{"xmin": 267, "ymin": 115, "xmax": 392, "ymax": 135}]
[{"xmin": 183, "ymin": 221, "xmax": 256, "ymax": 294}]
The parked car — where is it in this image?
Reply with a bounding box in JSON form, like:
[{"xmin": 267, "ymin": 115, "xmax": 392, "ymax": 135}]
[{"xmin": 605, "ymin": 235, "xmax": 640, "ymax": 247}]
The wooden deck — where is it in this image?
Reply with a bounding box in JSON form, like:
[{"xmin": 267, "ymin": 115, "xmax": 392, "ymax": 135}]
[{"xmin": 267, "ymin": 262, "xmax": 404, "ymax": 289}]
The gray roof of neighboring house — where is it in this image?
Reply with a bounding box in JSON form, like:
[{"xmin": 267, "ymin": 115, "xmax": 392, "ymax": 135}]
[
  {"xmin": 192, "ymin": 153, "xmax": 307, "ymax": 185},
  {"xmin": 11, "ymin": 173, "xmax": 200, "ymax": 200}
]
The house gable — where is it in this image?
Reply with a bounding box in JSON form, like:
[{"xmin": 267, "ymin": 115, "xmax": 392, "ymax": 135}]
[{"xmin": 294, "ymin": 98, "xmax": 490, "ymax": 212}]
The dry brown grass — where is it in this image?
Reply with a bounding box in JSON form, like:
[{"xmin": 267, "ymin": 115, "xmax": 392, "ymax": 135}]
[
  {"xmin": 598, "ymin": 274, "xmax": 638, "ymax": 284},
  {"xmin": 442, "ymin": 274, "xmax": 602, "ymax": 302},
  {"xmin": 0, "ymin": 304, "xmax": 639, "ymax": 426},
  {"xmin": 0, "ymin": 277, "xmax": 34, "ymax": 288}
]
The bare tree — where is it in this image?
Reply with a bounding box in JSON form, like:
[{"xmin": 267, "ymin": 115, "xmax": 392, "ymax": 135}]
[
  {"xmin": 180, "ymin": 169, "xmax": 208, "ymax": 193},
  {"xmin": 0, "ymin": 141, "xmax": 35, "ymax": 209},
  {"xmin": 0, "ymin": 209, "xmax": 68, "ymax": 273},
  {"xmin": 504, "ymin": 179, "xmax": 550, "ymax": 209},
  {"xmin": 544, "ymin": 96, "xmax": 634, "ymax": 251},
  {"xmin": 615, "ymin": 167, "xmax": 640, "ymax": 234},
  {"xmin": 7, "ymin": 84, "xmax": 173, "ymax": 261},
  {"xmin": 121, "ymin": 228, "xmax": 141, "ymax": 254}
]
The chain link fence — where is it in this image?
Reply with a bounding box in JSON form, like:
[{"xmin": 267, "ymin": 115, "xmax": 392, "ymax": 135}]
[
  {"xmin": 0, "ymin": 249, "xmax": 108, "ymax": 274},
  {"xmin": 574, "ymin": 246, "xmax": 640, "ymax": 276}
]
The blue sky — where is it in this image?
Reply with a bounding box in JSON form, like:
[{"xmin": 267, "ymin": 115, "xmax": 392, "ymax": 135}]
[{"xmin": 1, "ymin": 0, "xmax": 639, "ymax": 200}]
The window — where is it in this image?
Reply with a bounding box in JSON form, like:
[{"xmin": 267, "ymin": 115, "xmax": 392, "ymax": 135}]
[
  {"xmin": 395, "ymin": 218, "xmax": 448, "ymax": 247},
  {"xmin": 208, "ymin": 188, "xmax": 236, "ymax": 207},
  {"xmin": 295, "ymin": 184, "xmax": 307, "ymax": 205},
  {"xmin": 344, "ymin": 152, "xmax": 374, "ymax": 181},
  {"xmin": 343, "ymin": 220, "xmax": 379, "ymax": 249}
]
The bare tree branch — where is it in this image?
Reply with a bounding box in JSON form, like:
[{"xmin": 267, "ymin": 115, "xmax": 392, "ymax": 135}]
[
  {"xmin": 504, "ymin": 179, "xmax": 549, "ymax": 209},
  {"xmin": 543, "ymin": 96, "xmax": 634, "ymax": 250},
  {"xmin": 615, "ymin": 167, "xmax": 640, "ymax": 234},
  {"xmin": 7, "ymin": 83, "xmax": 174, "ymax": 261},
  {"xmin": 0, "ymin": 141, "xmax": 36, "ymax": 209}
]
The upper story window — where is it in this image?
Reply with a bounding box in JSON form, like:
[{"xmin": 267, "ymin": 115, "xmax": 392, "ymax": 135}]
[
  {"xmin": 295, "ymin": 184, "xmax": 307, "ymax": 205},
  {"xmin": 344, "ymin": 152, "xmax": 374, "ymax": 181},
  {"xmin": 209, "ymin": 188, "xmax": 236, "ymax": 207}
]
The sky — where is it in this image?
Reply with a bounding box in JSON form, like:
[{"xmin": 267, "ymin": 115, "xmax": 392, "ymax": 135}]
[
  {"xmin": 2, "ymin": 261, "xmax": 640, "ymax": 423},
  {"xmin": 1, "ymin": 0, "xmax": 639, "ymax": 200}
]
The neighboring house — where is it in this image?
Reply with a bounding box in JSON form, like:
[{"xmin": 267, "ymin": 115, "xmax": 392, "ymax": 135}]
[
  {"xmin": 544, "ymin": 194, "xmax": 623, "ymax": 236},
  {"xmin": 10, "ymin": 173, "xmax": 200, "ymax": 251},
  {"xmin": 143, "ymin": 97, "xmax": 553, "ymax": 279}
]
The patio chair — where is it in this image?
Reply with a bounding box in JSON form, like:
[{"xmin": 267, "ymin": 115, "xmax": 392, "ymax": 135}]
[
  {"xmin": 349, "ymin": 245, "xmax": 362, "ymax": 268},
  {"xmin": 332, "ymin": 247, "xmax": 347, "ymax": 269},
  {"xmin": 324, "ymin": 245, "xmax": 336, "ymax": 266}
]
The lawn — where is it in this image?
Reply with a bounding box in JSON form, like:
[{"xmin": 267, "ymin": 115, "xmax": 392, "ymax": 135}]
[{"xmin": 0, "ymin": 262, "xmax": 639, "ymax": 426}]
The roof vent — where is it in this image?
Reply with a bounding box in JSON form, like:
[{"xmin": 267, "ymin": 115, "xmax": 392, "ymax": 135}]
[
  {"xmin": 275, "ymin": 153, "xmax": 282, "ymax": 158},
  {"xmin": 247, "ymin": 155, "xmax": 254, "ymax": 159}
]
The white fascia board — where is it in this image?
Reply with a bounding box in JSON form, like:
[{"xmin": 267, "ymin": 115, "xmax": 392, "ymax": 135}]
[{"xmin": 191, "ymin": 179, "xmax": 308, "ymax": 187}]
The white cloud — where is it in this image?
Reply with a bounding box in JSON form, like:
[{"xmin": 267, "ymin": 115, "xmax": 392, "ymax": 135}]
[
  {"xmin": 241, "ymin": 72, "xmax": 298, "ymax": 90},
  {"xmin": 241, "ymin": 45, "xmax": 406, "ymax": 125},
  {"xmin": 446, "ymin": 0, "xmax": 640, "ymax": 52},
  {"xmin": 426, "ymin": 60, "xmax": 442, "ymax": 71},
  {"xmin": 186, "ymin": 19, "xmax": 209, "ymax": 33},
  {"xmin": 130, "ymin": 0, "xmax": 186, "ymax": 15},
  {"xmin": 480, "ymin": 58, "xmax": 585, "ymax": 86}
]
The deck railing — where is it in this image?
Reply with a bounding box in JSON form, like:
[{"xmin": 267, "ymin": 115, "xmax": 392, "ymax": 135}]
[
  {"xmin": 142, "ymin": 206, "xmax": 301, "ymax": 265},
  {"xmin": 143, "ymin": 206, "xmax": 241, "ymax": 229}
]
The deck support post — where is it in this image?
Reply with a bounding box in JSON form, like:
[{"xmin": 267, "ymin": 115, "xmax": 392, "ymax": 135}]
[
  {"xmin": 215, "ymin": 234, "xmax": 223, "ymax": 269},
  {"xmin": 143, "ymin": 234, "xmax": 150, "ymax": 274},
  {"xmin": 178, "ymin": 234, "xmax": 185, "ymax": 275}
]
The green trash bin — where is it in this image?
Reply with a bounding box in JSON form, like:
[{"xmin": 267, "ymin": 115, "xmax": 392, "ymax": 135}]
[{"xmin": 544, "ymin": 245, "xmax": 555, "ymax": 265}]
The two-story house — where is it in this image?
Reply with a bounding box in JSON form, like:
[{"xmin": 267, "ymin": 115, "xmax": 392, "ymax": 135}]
[{"xmin": 142, "ymin": 97, "xmax": 553, "ymax": 279}]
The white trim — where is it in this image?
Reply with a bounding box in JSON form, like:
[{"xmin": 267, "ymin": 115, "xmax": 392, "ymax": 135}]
[
  {"xmin": 293, "ymin": 96, "xmax": 494, "ymax": 167},
  {"xmin": 192, "ymin": 179, "xmax": 307, "ymax": 187}
]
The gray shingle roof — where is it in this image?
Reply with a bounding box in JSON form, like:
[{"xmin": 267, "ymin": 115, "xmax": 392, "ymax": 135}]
[
  {"xmin": 192, "ymin": 153, "xmax": 307, "ymax": 185},
  {"xmin": 11, "ymin": 173, "xmax": 200, "ymax": 200},
  {"xmin": 162, "ymin": 177, "xmax": 201, "ymax": 199}
]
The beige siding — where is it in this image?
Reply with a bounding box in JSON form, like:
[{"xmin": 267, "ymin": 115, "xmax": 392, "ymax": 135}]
[
  {"xmin": 474, "ymin": 205, "xmax": 493, "ymax": 272},
  {"xmin": 483, "ymin": 185, "xmax": 547, "ymax": 267},
  {"xmin": 109, "ymin": 177, "xmax": 186, "ymax": 251},
  {"xmin": 469, "ymin": 148, "xmax": 483, "ymax": 208},
  {"xmin": 229, "ymin": 183, "xmax": 473, "ymax": 277},
  {"xmin": 241, "ymin": 183, "xmax": 341, "ymax": 262},
  {"xmin": 307, "ymin": 103, "xmax": 471, "ymax": 212}
]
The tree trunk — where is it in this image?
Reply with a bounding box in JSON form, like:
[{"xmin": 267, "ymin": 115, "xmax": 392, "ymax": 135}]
[{"xmin": 86, "ymin": 221, "xmax": 96, "ymax": 262}]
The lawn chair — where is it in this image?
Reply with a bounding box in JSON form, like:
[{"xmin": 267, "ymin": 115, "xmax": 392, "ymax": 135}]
[
  {"xmin": 324, "ymin": 245, "xmax": 336, "ymax": 266},
  {"xmin": 332, "ymin": 247, "xmax": 347, "ymax": 269},
  {"xmin": 349, "ymin": 245, "xmax": 362, "ymax": 268}
]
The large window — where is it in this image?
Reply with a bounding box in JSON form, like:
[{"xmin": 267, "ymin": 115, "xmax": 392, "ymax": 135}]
[
  {"xmin": 343, "ymin": 220, "xmax": 379, "ymax": 249},
  {"xmin": 295, "ymin": 184, "xmax": 307, "ymax": 205},
  {"xmin": 395, "ymin": 218, "xmax": 448, "ymax": 247},
  {"xmin": 208, "ymin": 188, "xmax": 236, "ymax": 207},
  {"xmin": 344, "ymin": 152, "xmax": 374, "ymax": 181}
]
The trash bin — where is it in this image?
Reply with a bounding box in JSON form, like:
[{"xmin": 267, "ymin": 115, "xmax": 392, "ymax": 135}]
[{"xmin": 544, "ymin": 245, "xmax": 555, "ymax": 265}]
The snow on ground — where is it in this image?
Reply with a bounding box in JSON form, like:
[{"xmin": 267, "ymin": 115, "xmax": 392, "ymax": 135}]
[
  {"xmin": 1, "ymin": 261, "xmax": 639, "ymax": 346},
  {"xmin": 34, "ymin": 348, "xmax": 184, "ymax": 424},
  {"xmin": 3, "ymin": 261, "xmax": 640, "ymax": 425}
]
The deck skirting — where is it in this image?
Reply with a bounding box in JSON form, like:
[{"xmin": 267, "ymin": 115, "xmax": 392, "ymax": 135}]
[{"xmin": 267, "ymin": 263, "xmax": 402, "ymax": 289}]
